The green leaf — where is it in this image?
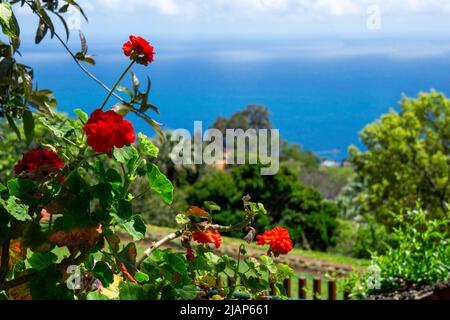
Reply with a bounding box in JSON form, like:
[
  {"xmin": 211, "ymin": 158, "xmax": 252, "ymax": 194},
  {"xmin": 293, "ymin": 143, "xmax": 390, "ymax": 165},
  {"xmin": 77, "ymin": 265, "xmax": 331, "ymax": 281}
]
[
  {"xmin": 115, "ymin": 199, "xmax": 132, "ymax": 221},
  {"xmin": 249, "ymin": 202, "xmax": 267, "ymax": 215},
  {"xmin": 204, "ymin": 252, "xmax": 220, "ymax": 265},
  {"xmin": 119, "ymin": 282, "xmax": 142, "ymax": 300},
  {"xmin": 2, "ymin": 196, "xmax": 31, "ymax": 221},
  {"xmin": 175, "ymin": 213, "xmax": 190, "ymax": 225},
  {"xmin": 117, "ymin": 86, "xmax": 133, "ymax": 98},
  {"xmin": 138, "ymin": 133, "xmax": 159, "ymax": 158},
  {"xmin": 92, "ymin": 261, "xmax": 114, "ymax": 287},
  {"xmin": 29, "ymin": 251, "xmax": 58, "ymax": 271},
  {"xmin": 111, "ymin": 103, "xmax": 132, "ymax": 117},
  {"xmin": 134, "ymin": 271, "xmax": 149, "ymax": 283},
  {"xmin": 105, "ymin": 168, "xmax": 122, "ymax": 184},
  {"xmin": 0, "ymin": 183, "xmax": 6, "ymax": 192},
  {"xmin": 175, "ymin": 285, "xmax": 198, "ymax": 300},
  {"xmin": 23, "ymin": 110, "xmax": 35, "ymax": 145},
  {"xmin": 0, "ymin": 3, "xmax": 15, "ymax": 39},
  {"xmin": 259, "ymin": 255, "xmax": 274, "ymax": 266},
  {"xmin": 5, "ymin": 113, "xmax": 21, "ymax": 140},
  {"xmin": 7, "ymin": 178, "xmax": 37, "ymax": 206},
  {"xmin": 204, "ymin": 201, "xmax": 221, "ymax": 212},
  {"xmin": 29, "ymin": 267, "xmax": 73, "ymax": 300},
  {"xmin": 39, "ymin": 116, "xmax": 74, "ymax": 139},
  {"xmin": 86, "ymin": 292, "xmax": 109, "ymax": 300},
  {"xmin": 74, "ymin": 108, "xmax": 88, "ymax": 123},
  {"xmin": 165, "ymin": 253, "xmax": 187, "ymax": 276},
  {"xmin": 35, "ymin": 19, "xmax": 48, "ymax": 44},
  {"xmin": 113, "ymin": 145, "xmax": 139, "ymax": 165},
  {"xmin": 138, "ymin": 112, "xmax": 164, "ymax": 140},
  {"xmin": 0, "ymin": 3, "xmax": 12, "ymax": 25},
  {"xmin": 130, "ymin": 71, "xmax": 140, "ymax": 91},
  {"xmin": 146, "ymin": 163, "xmax": 173, "ymax": 205}
]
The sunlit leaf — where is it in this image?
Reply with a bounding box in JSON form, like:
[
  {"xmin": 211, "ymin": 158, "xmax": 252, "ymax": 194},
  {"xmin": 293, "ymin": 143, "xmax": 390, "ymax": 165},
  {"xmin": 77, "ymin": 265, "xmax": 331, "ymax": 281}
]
[{"xmin": 146, "ymin": 163, "xmax": 173, "ymax": 205}]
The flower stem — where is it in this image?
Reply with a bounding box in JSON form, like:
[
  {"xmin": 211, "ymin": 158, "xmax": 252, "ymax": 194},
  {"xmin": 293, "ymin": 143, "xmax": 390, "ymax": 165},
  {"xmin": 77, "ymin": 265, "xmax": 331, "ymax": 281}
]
[{"xmin": 100, "ymin": 61, "xmax": 135, "ymax": 110}]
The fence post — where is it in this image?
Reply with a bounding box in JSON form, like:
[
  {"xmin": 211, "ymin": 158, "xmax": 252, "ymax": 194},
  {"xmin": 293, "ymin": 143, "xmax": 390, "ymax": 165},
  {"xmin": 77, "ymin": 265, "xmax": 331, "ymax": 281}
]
[
  {"xmin": 313, "ymin": 278, "xmax": 322, "ymax": 300},
  {"xmin": 284, "ymin": 278, "xmax": 292, "ymax": 298},
  {"xmin": 298, "ymin": 277, "xmax": 307, "ymax": 300},
  {"xmin": 270, "ymin": 282, "xmax": 277, "ymax": 296},
  {"xmin": 228, "ymin": 276, "xmax": 234, "ymax": 288},
  {"xmin": 328, "ymin": 280, "xmax": 337, "ymax": 300}
]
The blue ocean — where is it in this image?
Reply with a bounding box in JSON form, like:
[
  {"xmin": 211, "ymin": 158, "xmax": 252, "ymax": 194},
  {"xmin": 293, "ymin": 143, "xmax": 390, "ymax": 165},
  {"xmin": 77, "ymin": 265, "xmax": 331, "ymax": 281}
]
[{"xmin": 18, "ymin": 36, "xmax": 450, "ymax": 159}]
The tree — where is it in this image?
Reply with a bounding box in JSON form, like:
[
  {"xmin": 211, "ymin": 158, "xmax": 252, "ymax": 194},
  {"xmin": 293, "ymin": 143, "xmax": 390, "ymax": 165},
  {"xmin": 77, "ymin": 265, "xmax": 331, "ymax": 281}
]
[
  {"xmin": 211, "ymin": 104, "xmax": 272, "ymax": 133},
  {"xmin": 349, "ymin": 91, "xmax": 450, "ymax": 227}
]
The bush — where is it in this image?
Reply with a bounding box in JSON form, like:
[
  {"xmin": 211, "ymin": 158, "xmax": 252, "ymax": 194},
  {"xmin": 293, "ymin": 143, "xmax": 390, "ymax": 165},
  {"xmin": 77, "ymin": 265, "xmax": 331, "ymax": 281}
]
[{"xmin": 345, "ymin": 209, "xmax": 450, "ymax": 299}]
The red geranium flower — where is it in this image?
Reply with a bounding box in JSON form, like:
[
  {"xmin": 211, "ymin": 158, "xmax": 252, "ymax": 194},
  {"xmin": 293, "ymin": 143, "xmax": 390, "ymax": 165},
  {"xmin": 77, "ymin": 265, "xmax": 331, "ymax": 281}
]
[
  {"xmin": 122, "ymin": 35, "xmax": 155, "ymax": 66},
  {"xmin": 83, "ymin": 109, "xmax": 136, "ymax": 156},
  {"xmin": 256, "ymin": 227, "xmax": 293, "ymax": 255},
  {"xmin": 193, "ymin": 229, "xmax": 222, "ymax": 248},
  {"xmin": 14, "ymin": 149, "xmax": 64, "ymax": 176}
]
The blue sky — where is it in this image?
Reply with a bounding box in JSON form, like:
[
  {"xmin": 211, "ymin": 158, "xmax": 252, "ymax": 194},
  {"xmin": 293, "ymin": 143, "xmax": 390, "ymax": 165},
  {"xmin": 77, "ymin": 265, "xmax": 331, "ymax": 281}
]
[{"xmin": 14, "ymin": 0, "xmax": 450, "ymax": 39}]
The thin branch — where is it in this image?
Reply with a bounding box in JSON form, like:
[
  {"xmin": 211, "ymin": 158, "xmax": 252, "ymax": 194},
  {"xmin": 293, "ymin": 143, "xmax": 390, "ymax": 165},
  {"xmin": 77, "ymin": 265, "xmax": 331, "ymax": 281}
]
[
  {"xmin": 137, "ymin": 230, "xmax": 183, "ymax": 268},
  {"xmin": 25, "ymin": 1, "xmax": 127, "ymax": 105},
  {"xmin": 0, "ymin": 273, "xmax": 34, "ymax": 291}
]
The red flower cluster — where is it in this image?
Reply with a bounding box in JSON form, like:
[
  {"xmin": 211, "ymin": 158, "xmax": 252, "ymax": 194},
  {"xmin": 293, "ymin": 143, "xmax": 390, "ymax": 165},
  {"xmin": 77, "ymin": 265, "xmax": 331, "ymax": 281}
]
[
  {"xmin": 122, "ymin": 35, "xmax": 155, "ymax": 66},
  {"xmin": 193, "ymin": 229, "xmax": 222, "ymax": 248},
  {"xmin": 83, "ymin": 109, "xmax": 136, "ymax": 156},
  {"xmin": 14, "ymin": 149, "xmax": 64, "ymax": 176},
  {"xmin": 256, "ymin": 227, "xmax": 293, "ymax": 255},
  {"xmin": 48, "ymin": 225, "xmax": 102, "ymax": 248}
]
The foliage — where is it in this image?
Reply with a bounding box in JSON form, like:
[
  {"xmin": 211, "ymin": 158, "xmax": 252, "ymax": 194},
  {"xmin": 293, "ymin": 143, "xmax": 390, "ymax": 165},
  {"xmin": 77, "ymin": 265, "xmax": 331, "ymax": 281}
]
[
  {"xmin": 349, "ymin": 91, "xmax": 450, "ymax": 227},
  {"xmin": 187, "ymin": 164, "xmax": 338, "ymax": 251},
  {"xmin": 211, "ymin": 105, "xmax": 273, "ymax": 134},
  {"xmin": 345, "ymin": 209, "xmax": 450, "ymax": 299}
]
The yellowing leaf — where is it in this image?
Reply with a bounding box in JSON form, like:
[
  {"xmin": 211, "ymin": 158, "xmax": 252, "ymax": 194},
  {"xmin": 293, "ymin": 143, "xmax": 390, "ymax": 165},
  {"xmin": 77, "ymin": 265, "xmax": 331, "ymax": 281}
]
[{"xmin": 187, "ymin": 206, "xmax": 209, "ymax": 218}]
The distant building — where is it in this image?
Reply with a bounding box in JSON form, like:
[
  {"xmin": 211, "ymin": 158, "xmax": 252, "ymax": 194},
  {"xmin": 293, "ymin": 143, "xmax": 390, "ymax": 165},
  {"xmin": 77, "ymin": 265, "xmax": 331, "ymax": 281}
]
[{"xmin": 321, "ymin": 159, "xmax": 340, "ymax": 168}]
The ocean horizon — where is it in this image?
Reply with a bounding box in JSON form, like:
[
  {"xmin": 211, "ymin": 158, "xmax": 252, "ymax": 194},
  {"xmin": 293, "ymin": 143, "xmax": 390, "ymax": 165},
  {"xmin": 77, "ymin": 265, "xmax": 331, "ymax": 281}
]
[{"xmin": 18, "ymin": 36, "xmax": 450, "ymax": 159}]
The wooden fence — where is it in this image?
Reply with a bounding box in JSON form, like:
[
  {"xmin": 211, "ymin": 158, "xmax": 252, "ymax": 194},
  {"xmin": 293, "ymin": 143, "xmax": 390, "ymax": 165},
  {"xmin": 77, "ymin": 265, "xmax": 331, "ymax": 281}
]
[{"xmin": 222, "ymin": 276, "xmax": 351, "ymax": 300}]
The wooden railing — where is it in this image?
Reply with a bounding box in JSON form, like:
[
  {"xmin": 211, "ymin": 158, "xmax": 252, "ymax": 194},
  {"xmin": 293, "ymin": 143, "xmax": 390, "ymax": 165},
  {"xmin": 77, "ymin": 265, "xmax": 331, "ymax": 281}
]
[{"xmin": 222, "ymin": 275, "xmax": 352, "ymax": 300}]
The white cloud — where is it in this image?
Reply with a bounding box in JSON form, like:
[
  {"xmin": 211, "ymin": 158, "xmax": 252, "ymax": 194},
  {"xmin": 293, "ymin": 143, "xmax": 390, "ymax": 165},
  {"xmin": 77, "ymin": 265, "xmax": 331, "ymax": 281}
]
[
  {"xmin": 15, "ymin": 0, "xmax": 450, "ymax": 37},
  {"xmin": 313, "ymin": 0, "xmax": 362, "ymax": 16},
  {"xmin": 89, "ymin": 0, "xmax": 450, "ymax": 17}
]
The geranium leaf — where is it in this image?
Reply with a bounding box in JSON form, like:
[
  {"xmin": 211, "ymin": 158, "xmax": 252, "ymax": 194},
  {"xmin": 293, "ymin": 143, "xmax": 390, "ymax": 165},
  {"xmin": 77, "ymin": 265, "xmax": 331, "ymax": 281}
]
[
  {"xmin": 29, "ymin": 251, "xmax": 57, "ymax": 271},
  {"xmin": 92, "ymin": 261, "xmax": 114, "ymax": 287},
  {"xmin": 146, "ymin": 163, "xmax": 173, "ymax": 205}
]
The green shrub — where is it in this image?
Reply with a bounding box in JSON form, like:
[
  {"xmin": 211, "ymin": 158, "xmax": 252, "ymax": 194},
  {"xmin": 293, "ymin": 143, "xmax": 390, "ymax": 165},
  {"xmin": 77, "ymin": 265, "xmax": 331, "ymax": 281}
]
[{"xmin": 345, "ymin": 209, "xmax": 450, "ymax": 299}]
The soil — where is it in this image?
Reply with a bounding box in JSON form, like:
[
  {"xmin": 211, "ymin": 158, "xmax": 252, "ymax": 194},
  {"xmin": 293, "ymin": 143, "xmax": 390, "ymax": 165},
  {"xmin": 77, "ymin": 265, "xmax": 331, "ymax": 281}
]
[{"xmin": 368, "ymin": 281, "xmax": 450, "ymax": 300}]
